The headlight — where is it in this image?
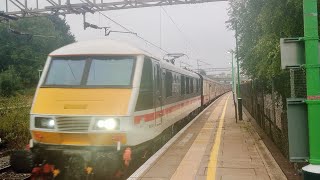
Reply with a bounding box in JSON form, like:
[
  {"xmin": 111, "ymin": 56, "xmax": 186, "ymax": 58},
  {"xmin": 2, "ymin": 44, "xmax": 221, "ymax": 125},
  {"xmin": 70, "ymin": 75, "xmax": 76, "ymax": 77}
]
[
  {"xmin": 94, "ymin": 118, "xmax": 119, "ymax": 130},
  {"xmin": 35, "ymin": 117, "xmax": 55, "ymax": 129}
]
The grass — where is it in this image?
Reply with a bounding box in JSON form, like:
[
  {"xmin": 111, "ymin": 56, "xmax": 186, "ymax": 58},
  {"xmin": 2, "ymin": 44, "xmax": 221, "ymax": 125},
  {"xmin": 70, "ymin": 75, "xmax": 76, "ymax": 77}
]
[{"xmin": 0, "ymin": 95, "xmax": 32, "ymax": 149}]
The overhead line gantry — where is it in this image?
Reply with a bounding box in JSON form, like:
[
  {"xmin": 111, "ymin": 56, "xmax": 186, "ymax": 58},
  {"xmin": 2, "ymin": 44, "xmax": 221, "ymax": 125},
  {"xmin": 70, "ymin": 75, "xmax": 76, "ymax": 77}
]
[{"xmin": 1, "ymin": 0, "xmax": 226, "ymax": 20}]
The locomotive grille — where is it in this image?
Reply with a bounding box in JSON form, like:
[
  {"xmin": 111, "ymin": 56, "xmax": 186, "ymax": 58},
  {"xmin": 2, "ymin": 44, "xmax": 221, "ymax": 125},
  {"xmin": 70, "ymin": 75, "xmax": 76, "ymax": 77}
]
[{"xmin": 55, "ymin": 117, "xmax": 92, "ymax": 132}]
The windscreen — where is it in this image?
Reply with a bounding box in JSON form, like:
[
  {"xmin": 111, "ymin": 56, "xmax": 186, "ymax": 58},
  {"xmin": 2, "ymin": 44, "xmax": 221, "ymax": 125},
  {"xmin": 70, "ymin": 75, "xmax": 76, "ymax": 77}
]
[{"xmin": 44, "ymin": 56, "xmax": 135, "ymax": 87}]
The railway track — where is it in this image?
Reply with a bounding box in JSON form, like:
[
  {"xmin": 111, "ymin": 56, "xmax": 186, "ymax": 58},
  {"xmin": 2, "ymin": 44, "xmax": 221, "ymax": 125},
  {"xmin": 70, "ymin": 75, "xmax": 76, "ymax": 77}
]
[
  {"xmin": 0, "ymin": 150, "xmax": 10, "ymax": 158},
  {"xmin": 0, "ymin": 171, "xmax": 31, "ymax": 180},
  {"xmin": 0, "ymin": 155, "xmax": 31, "ymax": 179},
  {"xmin": 0, "ymin": 156, "xmax": 10, "ymax": 172}
]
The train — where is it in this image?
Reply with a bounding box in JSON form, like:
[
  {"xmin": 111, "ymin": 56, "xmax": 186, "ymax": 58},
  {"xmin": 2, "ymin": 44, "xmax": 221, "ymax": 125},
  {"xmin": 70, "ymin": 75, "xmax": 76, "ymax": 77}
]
[{"xmin": 10, "ymin": 39, "xmax": 230, "ymax": 179}]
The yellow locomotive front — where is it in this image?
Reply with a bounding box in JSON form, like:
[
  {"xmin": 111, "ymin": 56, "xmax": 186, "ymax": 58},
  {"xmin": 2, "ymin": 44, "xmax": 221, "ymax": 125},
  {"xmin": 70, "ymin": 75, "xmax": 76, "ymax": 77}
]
[
  {"xmin": 31, "ymin": 55, "xmax": 134, "ymax": 147},
  {"xmin": 21, "ymin": 40, "xmax": 146, "ymax": 179}
]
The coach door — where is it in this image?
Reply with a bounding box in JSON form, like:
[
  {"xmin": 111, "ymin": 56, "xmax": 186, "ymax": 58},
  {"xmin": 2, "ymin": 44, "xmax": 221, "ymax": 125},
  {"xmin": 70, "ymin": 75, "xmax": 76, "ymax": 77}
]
[{"xmin": 154, "ymin": 62, "xmax": 162, "ymax": 125}]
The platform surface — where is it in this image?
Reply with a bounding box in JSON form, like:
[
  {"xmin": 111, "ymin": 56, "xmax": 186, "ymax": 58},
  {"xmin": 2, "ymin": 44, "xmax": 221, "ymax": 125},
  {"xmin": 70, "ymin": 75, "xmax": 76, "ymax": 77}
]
[{"xmin": 129, "ymin": 93, "xmax": 287, "ymax": 180}]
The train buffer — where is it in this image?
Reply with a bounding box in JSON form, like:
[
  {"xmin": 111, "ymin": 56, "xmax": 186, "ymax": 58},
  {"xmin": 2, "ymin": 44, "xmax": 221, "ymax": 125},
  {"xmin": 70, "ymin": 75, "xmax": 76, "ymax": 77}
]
[{"xmin": 129, "ymin": 92, "xmax": 292, "ymax": 180}]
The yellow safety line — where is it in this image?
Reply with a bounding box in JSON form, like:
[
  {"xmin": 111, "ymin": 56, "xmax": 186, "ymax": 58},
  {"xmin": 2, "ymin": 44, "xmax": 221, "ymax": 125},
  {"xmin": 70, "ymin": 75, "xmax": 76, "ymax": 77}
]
[{"xmin": 206, "ymin": 94, "xmax": 230, "ymax": 180}]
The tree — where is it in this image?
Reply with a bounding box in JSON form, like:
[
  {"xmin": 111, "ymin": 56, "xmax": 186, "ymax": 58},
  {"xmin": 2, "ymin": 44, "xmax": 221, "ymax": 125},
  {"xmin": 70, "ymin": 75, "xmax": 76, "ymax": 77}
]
[
  {"xmin": 0, "ymin": 67, "xmax": 22, "ymax": 97},
  {"xmin": 227, "ymin": 0, "xmax": 305, "ymax": 81},
  {"xmin": 0, "ymin": 16, "xmax": 75, "ymax": 96}
]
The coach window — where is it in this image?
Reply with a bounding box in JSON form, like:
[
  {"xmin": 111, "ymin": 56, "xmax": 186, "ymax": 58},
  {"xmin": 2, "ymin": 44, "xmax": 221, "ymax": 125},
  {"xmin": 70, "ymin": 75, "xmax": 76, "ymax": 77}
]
[
  {"xmin": 186, "ymin": 77, "xmax": 190, "ymax": 94},
  {"xmin": 165, "ymin": 70, "xmax": 173, "ymax": 97},
  {"xmin": 181, "ymin": 75, "xmax": 185, "ymax": 95},
  {"xmin": 173, "ymin": 74, "xmax": 178, "ymax": 95},
  {"xmin": 196, "ymin": 79, "xmax": 199, "ymax": 93},
  {"xmin": 195, "ymin": 79, "xmax": 198, "ymax": 93},
  {"xmin": 192, "ymin": 78, "xmax": 195, "ymax": 93},
  {"xmin": 190, "ymin": 78, "xmax": 194, "ymax": 93},
  {"xmin": 195, "ymin": 79, "xmax": 197, "ymax": 93}
]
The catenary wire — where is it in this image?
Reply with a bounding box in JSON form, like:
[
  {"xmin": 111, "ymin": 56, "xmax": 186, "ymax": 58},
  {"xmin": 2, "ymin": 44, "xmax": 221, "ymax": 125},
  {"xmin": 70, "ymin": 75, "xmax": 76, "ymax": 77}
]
[
  {"xmin": 97, "ymin": 11, "xmax": 170, "ymax": 54},
  {"xmin": 160, "ymin": 7, "xmax": 215, "ymax": 68},
  {"xmin": 79, "ymin": 0, "xmax": 170, "ymax": 54}
]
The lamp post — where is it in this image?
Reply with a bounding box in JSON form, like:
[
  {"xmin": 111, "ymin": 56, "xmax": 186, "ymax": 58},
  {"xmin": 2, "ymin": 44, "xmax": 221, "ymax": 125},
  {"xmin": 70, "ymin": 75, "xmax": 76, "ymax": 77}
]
[
  {"xmin": 228, "ymin": 50, "xmax": 238, "ymax": 122},
  {"xmin": 234, "ymin": 21, "xmax": 243, "ymax": 120},
  {"xmin": 227, "ymin": 50, "xmax": 235, "ymax": 92}
]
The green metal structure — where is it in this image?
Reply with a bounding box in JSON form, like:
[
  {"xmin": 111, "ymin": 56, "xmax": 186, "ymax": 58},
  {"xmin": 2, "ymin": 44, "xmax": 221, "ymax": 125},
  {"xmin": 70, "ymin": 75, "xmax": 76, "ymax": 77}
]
[
  {"xmin": 303, "ymin": 0, "xmax": 320, "ymax": 164},
  {"xmin": 303, "ymin": 0, "xmax": 320, "ymax": 179}
]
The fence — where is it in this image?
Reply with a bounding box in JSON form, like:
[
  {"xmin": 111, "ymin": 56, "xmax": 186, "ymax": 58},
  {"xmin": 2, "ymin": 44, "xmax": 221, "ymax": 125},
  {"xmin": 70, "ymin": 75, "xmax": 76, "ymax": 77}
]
[{"xmin": 241, "ymin": 69, "xmax": 306, "ymax": 158}]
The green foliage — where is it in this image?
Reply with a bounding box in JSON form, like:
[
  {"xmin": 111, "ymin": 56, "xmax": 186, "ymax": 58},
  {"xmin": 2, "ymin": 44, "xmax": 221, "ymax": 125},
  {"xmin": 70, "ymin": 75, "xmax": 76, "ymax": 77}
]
[
  {"xmin": 228, "ymin": 0, "xmax": 304, "ymax": 81},
  {"xmin": 0, "ymin": 16, "xmax": 75, "ymax": 95},
  {"xmin": 0, "ymin": 96, "xmax": 31, "ymax": 149},
  {"xmin": 0, "ymin": 67, "xmax": 22, "ymax": 97},
  {"xmin": 0, "ymin": 16, "xmax": 74, "ymax": 149}
]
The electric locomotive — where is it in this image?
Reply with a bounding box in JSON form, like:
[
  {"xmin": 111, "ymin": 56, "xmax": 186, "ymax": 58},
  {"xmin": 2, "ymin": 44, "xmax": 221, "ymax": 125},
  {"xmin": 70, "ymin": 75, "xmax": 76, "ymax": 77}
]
[{"xmin": 10, "ymin": 39, "xmax": 229, "ymax": 179}]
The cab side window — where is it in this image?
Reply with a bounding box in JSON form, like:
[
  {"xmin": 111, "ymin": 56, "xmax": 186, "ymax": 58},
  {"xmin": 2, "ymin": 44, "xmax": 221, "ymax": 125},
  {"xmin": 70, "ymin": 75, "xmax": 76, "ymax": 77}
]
[
  {"xmin": 135, "ymin": 58, "xmax": 153, "ymax": 111},
  {"xmin": 140, "ymin": 59, "xmax": 153, "ymax": 91},
  {"xmin": 186, "ymin": 77, "xmax": 190, "ymax": 94}
]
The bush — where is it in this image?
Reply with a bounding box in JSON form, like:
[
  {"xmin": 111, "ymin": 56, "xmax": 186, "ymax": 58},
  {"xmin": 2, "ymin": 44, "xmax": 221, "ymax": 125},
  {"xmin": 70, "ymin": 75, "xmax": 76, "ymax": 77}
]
[
  {"xmin": 0, "ymin": 96, "xmax": 31, "ymax": 149},
  {"xmin": 0, "ymin": 67, "xmax": 22, "ymax": 97}
]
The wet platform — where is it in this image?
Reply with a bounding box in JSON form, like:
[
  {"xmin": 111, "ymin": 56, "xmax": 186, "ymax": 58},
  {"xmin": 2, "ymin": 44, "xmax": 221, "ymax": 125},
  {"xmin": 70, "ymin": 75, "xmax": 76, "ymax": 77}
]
[{"xmin": 128, "ymin": 92, "xmax": 287, "ymax": 180}]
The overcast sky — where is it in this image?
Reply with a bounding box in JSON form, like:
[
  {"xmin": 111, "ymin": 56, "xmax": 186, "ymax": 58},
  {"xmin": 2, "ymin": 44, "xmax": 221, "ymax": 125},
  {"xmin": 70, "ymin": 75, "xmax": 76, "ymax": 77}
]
[{"xmin": 1, "ymin": 0, "xmax": 235, "ymax": 73}]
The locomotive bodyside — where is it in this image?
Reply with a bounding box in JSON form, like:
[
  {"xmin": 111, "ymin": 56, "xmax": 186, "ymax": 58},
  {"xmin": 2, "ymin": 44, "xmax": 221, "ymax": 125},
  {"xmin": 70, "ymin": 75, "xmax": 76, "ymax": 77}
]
[{"xmin": 132, "ymin": 57, "xmax": 201, "ymax": 146}]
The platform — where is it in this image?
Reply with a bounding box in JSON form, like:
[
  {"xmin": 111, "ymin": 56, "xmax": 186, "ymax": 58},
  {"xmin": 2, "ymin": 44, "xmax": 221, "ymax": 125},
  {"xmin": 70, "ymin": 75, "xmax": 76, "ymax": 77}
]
[{"xmin": 128, "ymin": 92, "xmax": 287, "ymax": 180}]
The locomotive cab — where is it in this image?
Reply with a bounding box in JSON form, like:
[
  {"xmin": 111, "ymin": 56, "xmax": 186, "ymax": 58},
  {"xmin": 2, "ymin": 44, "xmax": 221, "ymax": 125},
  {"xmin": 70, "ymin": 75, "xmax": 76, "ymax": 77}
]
[{"xmin": 31, "ymin": 55, "xmax": 136, "ymax": 147}]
